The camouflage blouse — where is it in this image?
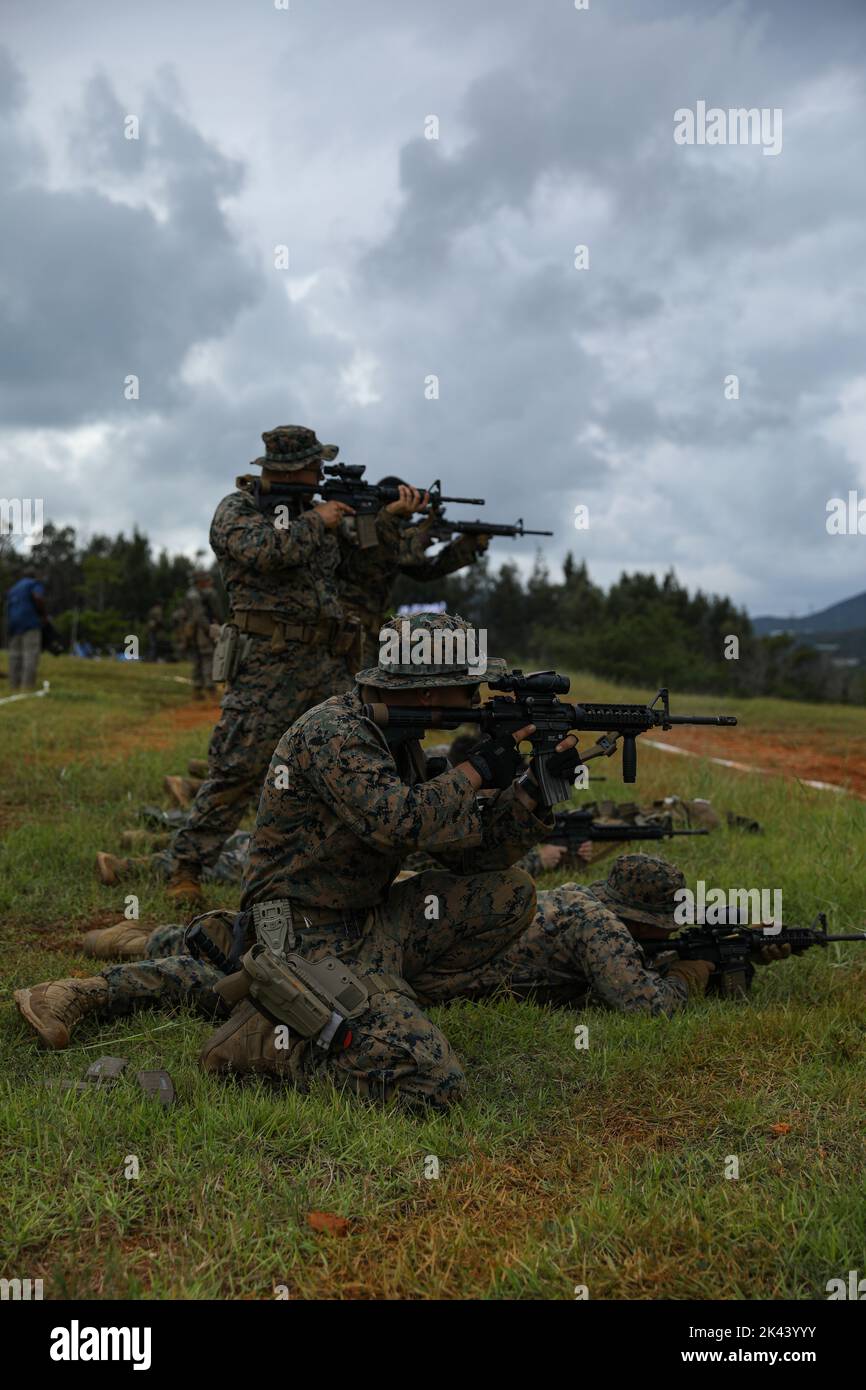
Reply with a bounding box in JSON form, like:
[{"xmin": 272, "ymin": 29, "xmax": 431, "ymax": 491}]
[{"xmin": 242, "ymin": 688, "xmax": 552, "ymax": 912}]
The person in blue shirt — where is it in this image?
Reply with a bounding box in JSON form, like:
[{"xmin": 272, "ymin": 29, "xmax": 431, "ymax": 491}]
[{"xmin": 5, "ymin": 570, "xmax": 48, "ymax": 691}]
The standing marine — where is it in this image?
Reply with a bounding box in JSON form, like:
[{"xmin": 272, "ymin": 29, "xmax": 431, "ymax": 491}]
[
  {"xmin": 147, "ymin": 425, "xmax": 361, "ymax": 906},
  {"xmin": 338, "ymin": 477, "xmax": 491, "ymax": 669}
]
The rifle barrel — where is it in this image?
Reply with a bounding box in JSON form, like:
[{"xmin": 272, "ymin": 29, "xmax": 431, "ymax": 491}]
[
  {"xmin": 667, "ymin": 714, "xmax": 738, "ymax": 726},
  {"xmin": 432, "ymin": 518, "xmax": 553, "ymax": 537}
]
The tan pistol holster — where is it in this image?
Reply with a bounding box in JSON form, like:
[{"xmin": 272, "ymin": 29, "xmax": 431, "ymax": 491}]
[
  {"xmin": 215, "ymin": 944, "xmax": 414, "ymax": 1052},
  {"xmin": 217, "ymin": 946, "xmax": 357, "ymax": 1051}
]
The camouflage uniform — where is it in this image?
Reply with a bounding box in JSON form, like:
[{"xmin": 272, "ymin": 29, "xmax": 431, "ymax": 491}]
[
  {"xmin": 414, "ymin": 857, "xmax": 691, "ymax": 1018},
  {"xmin": 340, "ymin": 512, "xmax": 488, "ymax": 669},
  {"xmin": 335, "ymin": 509, "xmax": 405, "ymax": 669},
  {"xmin": 399, "ymin": 518, "xmax": 486, "ymax": 581},
  {"xmin": 168, "ymin": 427, "xmax": 359, "ymax": 883},
  {"xmin": 101, "ymin": 923, "xmax": 223, "ymax": 1016},
  {"xmin": 145, "ymin": 604, "xmax": 170, "ymax": 662},
  {"xmin": 201, "ymin": 613, "xmax": 552, "ymax": 1106},
  {"xmin": 179, "ymin": 576, "xmax": 222, "ymax": 693},
  {"xmin": 88, "ymin": 865, "xmax": 535, "ymax": 1104},
  {"xmin": 92, "ymin": 856, "xmax": 691, "ymax": 1030},
  {"xmin": 150, "ymin": 830, "xmax": 250, "ymax": 885}
]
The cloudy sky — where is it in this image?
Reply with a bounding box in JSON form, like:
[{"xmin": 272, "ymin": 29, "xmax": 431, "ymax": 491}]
[{"xmin": 1, "ymin": 0, "xmax": 865, "ymax": 617}]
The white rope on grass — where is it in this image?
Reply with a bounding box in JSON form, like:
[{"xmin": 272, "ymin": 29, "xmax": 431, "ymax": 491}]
[{"xmin": 0, "ymin": 679, "xmax": 51, "ymax": 707}]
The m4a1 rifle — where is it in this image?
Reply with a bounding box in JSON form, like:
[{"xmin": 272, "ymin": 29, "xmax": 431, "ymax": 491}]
[
  {"xmin": 640, "ymin": 911, "xmax": 866, "ymax": 997},
  {"xmin": 420, "ymin": 511, "xmax": 553, "ymax": 541},
  {"xmin": 546, "ymin": 808, "xmax": 709, "ymax": 852},
  {"xmin": 364, "ymin": 669, "xmax": 737, "ymax": 805},
  {"xmin": 256, "ymin": 463, "xmax": 484, "ymax": 546}
]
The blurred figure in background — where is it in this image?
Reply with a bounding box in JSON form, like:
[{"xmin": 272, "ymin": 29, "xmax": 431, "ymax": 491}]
[
  {"xmin": 179, "ymin": 569, "xmax": 222, "ymax": 699},
  {"xmin": 5, "ymin": 568, "xmax": 47, "ymax": 691}
]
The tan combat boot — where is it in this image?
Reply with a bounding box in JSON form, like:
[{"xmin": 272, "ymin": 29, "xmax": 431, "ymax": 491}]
[
  {"xmin": 163, "ymin": 775, "xmax": 202, "ymax": 809},
  {"xmin": 166, "ymin": 868, "xmax": 203, "ymax": 907},
  {"xmin": 199, "ymin": 1000, "xmax": 305, "ymax": 1078},
  {"xmin": 14, "ymin": 977, "xmax": 110, "ymax": 1049},
  {"xmin": 82, "ymin": 921, "xmax": 151, "ymax": 960},
  {"xmin": 95, "ymin": 852, "xmax": 151, "ymax": 886},
  {"xmin": 120, "ymin": 829, "xmax": 170, "ymax": 851},
  {"xmin": 684, "ymin": 798, "xmax": 722, "ymax": 830}
]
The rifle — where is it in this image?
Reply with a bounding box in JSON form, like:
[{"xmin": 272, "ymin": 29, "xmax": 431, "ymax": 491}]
[
  {"xmin": 421, "ymin": 513, "xmax": 552, "ymax": 541},
  {"xmin": 255, "ymin": 464, "xmax": 484, "ymax": 547},
  {"xmin": 364, "ymin": 669, "xmax": 737, "ymax": 803},
  {"xmin": 640, "ymin": 911, "xmax": 866, "ymax": 996},
  {"xmin": 547, "ymin": 808, "xmax": 708, "ymax": 852}
]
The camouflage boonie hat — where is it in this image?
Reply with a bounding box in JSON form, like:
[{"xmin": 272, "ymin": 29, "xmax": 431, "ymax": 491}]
[
  {"xmin": 590, "ymin": 853, "xmax": 685, "ymax": 930},
  {"xmin": 355, "ymin": 611, "xmax": 506, "ymax": 690},
  {"xmin": 251, "ymin": 425, "xmax": 339, "ymax": 472}
]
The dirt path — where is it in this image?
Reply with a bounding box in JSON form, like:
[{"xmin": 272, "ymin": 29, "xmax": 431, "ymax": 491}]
[
  {"xmin": 23, "ymin": 697, "xmax": 221, "ymax": 769},
  {"xmin": 104, "ymin": 698, "xmax": 220, "ymax": 759},
  {"xmin": 646, "ymin": 726, "xmax": 866, "ymax": 797}
]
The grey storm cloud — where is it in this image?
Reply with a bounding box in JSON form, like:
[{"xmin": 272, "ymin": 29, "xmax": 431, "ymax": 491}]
[
  {"xmin": 0, "ymin": 51, "xmax": 260, "ymax": 428},
  {"xmin": 1, "ymin": 0, "xmax": 866, "ymax": 616}
]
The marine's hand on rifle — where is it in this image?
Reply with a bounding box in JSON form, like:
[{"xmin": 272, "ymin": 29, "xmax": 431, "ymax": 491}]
[
  {"xmin": 386, "ymin": 485, "xmax": 429, "ymax": 517},
  {"xmin": 537, "ymin": 843, "xmax": 568, "ymax": 871},
  {"xmin": 457, "ymin": 723, "xmax": 535, "ymax": 791},
  {"xmin": 666, "ymin": 958, "xmax": 716, "ymax": 996},
  {"xmin": 315, "ymin": 499, "xmax": 355, "ymax": 529},
  {"xmin": 752, "ymin": 939, "xmax": 792, "ymax": 965}
]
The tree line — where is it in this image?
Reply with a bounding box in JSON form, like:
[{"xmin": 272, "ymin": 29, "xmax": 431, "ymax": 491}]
[
  {"xmin": 0, "ymin": 524, "xmax": 221, "ymax": 650},
  {"xmin": 392, "ymin": 553, "xmax": 865, "ymax": 704},
  {"xmin": 2, "ymin": 525, "xmax": 861, "ymax": 701}
]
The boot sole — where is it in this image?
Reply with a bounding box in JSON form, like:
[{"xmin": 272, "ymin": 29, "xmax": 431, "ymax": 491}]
[{"xmin": 13, "ymin": 988, "xmax": 69, "ymax": 1049}]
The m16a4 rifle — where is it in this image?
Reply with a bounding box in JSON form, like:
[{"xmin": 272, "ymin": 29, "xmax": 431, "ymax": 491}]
[
  {"xmin": 255, "ymin": 463, "xmax": 485, "ymax": 547},
  {"xmin": 365, "ymin": 669, "xmax": 737, "ymax": 806},
  {"xmin": 420, "ymin": 512, "xmax": 553, "ymax": 542},
  {"xmin": 546, "ymin": 808, "xmax": 709, "ymax": 853},
  {"xmin": 640, "ymin": 911, "xmax": 866, "ymax": 997}
]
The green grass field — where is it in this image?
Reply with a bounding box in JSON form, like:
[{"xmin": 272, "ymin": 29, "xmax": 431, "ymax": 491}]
[{"xmin": 2, "ymin": 656, "xmax": 865, "ymax": 1300}]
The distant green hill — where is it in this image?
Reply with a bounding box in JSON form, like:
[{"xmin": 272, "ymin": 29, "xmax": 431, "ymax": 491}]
[{"xmin": 753, "ymin": 590, "xmax": 866, "ymax": 638}]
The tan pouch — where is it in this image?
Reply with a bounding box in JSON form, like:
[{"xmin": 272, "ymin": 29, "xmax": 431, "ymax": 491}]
[
  {"xmin": 212, "ymin": 623, "xmax": 238, "ymax": 683},
  {"xmin": 212, "ymin": 624, "xmax": 252, "ymax": 683},
  {"xmin": 242, "ymin": 945, "xmax": 370, "ymax": 1039}
]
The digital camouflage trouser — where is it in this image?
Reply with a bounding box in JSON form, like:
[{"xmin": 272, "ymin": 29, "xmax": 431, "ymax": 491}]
[
  {"xmin": 150, "ymin": 831, "xmax": 250, "ymax": 885},
  {"xmin": 102, "ymin": 924, "xmax": 222, "ymax": 1016},
  {"xmin": 320, "ymin": 865, "xmax": 537, "ymax": 1105},
  {"xmin": 101, "ymin": 875, "xmax": 688, "ymax": 1043},
  {"xmin": 412, "ymin": 881, "xmax": 688, "ymax": 1017},
  {"xmin": 100, "ymin": 866, "xmax": 537, "ymax": 1107},
  {"xmin": 170, "ymin": 638, "xmax": 353, "ymax": 877}
]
